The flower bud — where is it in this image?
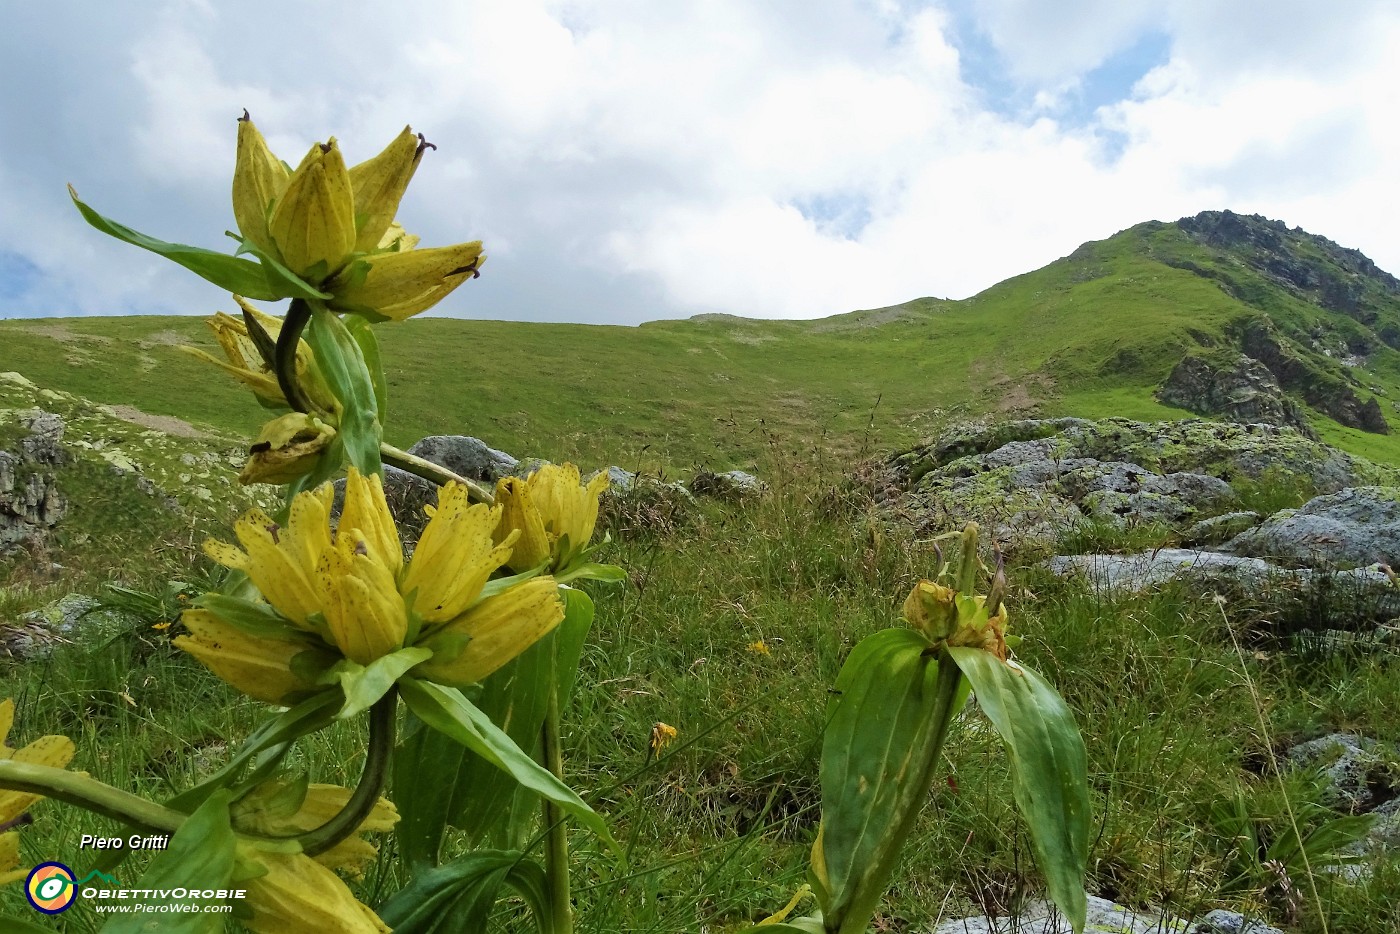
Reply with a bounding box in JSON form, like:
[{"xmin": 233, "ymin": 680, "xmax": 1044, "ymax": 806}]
[
  {"xmin": 232, "ymin": 114, "xmax": 291, "ymax": 257},
  {"xmin": 327, "ymin": 240, "xmax": 484, "ymax": 320},
  {"xmin": 347, "ymin": 126, "xmax": 424, "ymax": 254},
  {"xmin": 903, "ymin": 580, "xmax": 958, "ymax": 640},
  {"xmin": 267, "ymin": 140, "xmax": 357, "ymax": 282}
]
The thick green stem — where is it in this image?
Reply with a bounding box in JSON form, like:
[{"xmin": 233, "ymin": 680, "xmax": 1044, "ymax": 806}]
[
  {"xmin": 835, "ymin": 657, "xmax": 966, "ymax": 934},
  {"xmin": 274, "ymin": 298, "xmax": 316, "ymax": 414},
  {"xmin": 379, "ymin": 442, "xmax": 494, "ymax": 504},
  {"xmin": 0, "ymin": 761, "xmax": 187, "ymax": 835},
  {"xmin": 542, "ymin": 689, "xmax": 573, "ymax": 934},
  {"xmin": 295, "ymin": 690, "xmax": 397, "ymax": 857}
]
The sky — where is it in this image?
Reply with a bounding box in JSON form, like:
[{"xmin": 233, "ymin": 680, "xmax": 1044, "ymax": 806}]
[{"xmin": 1, "ymin": 0, "xmax": 1397, "ymax": 326}]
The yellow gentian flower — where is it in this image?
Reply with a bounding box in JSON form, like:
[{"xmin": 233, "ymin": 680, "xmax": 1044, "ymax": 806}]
[
  {"xmin": 0, "ymin": 699, "xmax": 75, "ymax": 885},
  {"xmin": 239, "ymin": 413, "xmax": 337, "ymax": 486},
  {"xmin": 232, "ymin": 780, "xmax": 398, "ymax": 880},
  {"xmin": 232, "ymin": 115, "xmax": 484, "ymax": 317},
  {"xmin": 192, "ymin": 469, "xmax": 565, "ymax": 698},
  {"xmin": 238, "ymin": 846, "xmax": 389, "ymax": 934},
  {"xmin": 180, "ymin": 299, "xmax": 338, "ymax": 413},
  {"xmin": 174, "ymin": 610, "xmax": 330, "ymax": 705},
  {"xmin": 413, "ymin": 577, "xmax": 565, "ymax": 687},
  {"xmin": 493, "ymin": 463, "xmax": 610, "ymax": 573}
]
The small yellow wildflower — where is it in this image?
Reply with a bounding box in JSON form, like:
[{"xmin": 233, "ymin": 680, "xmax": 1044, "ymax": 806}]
[
  {"xmin": 179, "ymin": 300, "xmax": 336, "ymax": 412},
  {"xmin": 0, "ymin": 699, "xmax": 75, "ymax": 886},
  {"xmin": 746, "ymin": 639, "xmax": 771, "ymax": 656},
  {"xmin": 649, "ymin": 722, "xmax": 678, "ymax": 757}
]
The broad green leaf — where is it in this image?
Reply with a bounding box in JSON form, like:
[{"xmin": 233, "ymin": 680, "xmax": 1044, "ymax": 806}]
[
  {"xmin": 100, "ymin": 791, "xmax": 236, "ymax": 933},
  {"xmin": 947, "ymin": 648, "xmax": 1089, "ymax": 934},
  {"xmin": 450, "ymin": 588, "xmax": 594, "ymax": 849},
  {"xmin": 305, "ymin": 306, "xmax": 382, "ymax": 476},
  {"xmin": 0, "ymin": 919, "xmax": 61, "ymax": 933},
  {"xmin": 399, "ymin": 677, "xmax": 618, "ymax": 855},
  {"xmin": 327, "ymin": 646, "xmax": 431, "ymax": 719},
  {"xmin": 166, "ymin": 690, "xmax": 340, "ymax": 813},
  {"xmin": 738, "ymin": 920, "xmax": 826, "ymax": 934},
  {"xmin": 818, "ymin": 627, "xmax": 953, "ymax": 934},
  {"xmin": 376, "ymin": 850, "xmax": 555, "ymax": 934},
  {"xmin": 344, "ymin": 315, "xmax": 387, "ymax": 423},
  {"xmin": 69, "ymin": 187, "xmax": 322, "ymax": 301},
  {"xmin": 556, "ymin": 562, "xmax": 627, "ymax": 585},
  {"xmin": 395, "ymin": 712, "xmax": 471, "ymax": 870}
]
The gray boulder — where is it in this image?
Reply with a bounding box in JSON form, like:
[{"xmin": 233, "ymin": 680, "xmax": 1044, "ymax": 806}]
[
  {"xmin": 690, "ymin": 469, "xmax": 766, "ymax": 500},
  {"xmin": 407, "ymin": 436, "xmax": 519, "ymax": 483},
  {"xmin": 1222, "ymin": 486, "xmax": 1400, "ymax": 569},
  {"xmin": 876, "ymin": 417, "xmax": 1397, "ymax": 553},
  {"xmin": 1188, "ymin": 911, "xmax": 1284, "ymax": 934}
]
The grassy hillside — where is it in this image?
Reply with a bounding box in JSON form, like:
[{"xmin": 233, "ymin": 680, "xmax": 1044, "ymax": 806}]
[{"xmin": 4, "ymin": 212, "xmax": 1400, "ymax": 475}]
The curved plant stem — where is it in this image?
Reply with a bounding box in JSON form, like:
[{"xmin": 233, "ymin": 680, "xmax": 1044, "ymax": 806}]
[
  {"xmin": 274, "ymin": 298, "xmax": 316, "ymax": 414},
  {"xmin": 295, "ymin": 690, "xmax": 398, "ymax": 857},
  {"xmin": 0, "ymin": 761, "xmax": 187, "ymax": 835},
  {"xmin": 379, "ymin": 442, "xmax": 494, "ymax": 503},
  {"xmin": 542, "ymin": 689, "xmax": 573, "ymax": 934}
]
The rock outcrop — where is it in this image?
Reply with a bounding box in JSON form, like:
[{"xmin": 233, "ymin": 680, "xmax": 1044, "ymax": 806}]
[
  {"xmin": 1157, "ymin": 354, "xmax": 1314, "ymax": 437},
  {"xmin": 1220, "ymin": 487, "xmax": 1400, "ymax": 570},
  {"xmin": 0, "ymin": 409, "xmax": 70, "ymax": 551}
]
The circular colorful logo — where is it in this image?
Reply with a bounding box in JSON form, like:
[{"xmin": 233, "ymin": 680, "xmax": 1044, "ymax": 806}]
[{"xmin": 25, "ymin": 862, "xmax": 77, "ymax": 914}]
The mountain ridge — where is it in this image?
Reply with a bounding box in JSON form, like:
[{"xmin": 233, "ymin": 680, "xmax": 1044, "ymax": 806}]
[{"xmin": 3, "ymin": 209, "xmax": 1399, "ymax": 470}]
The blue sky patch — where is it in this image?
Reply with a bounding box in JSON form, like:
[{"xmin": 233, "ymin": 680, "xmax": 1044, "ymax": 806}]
[{"xmin": 0, "ymin": 251, "xmax": 41, "ymax": 302}]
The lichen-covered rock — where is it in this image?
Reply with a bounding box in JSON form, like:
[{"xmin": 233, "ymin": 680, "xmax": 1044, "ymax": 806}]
[
  {"xmin": 1158, "ymin": 353, "xmax": 1315, "ymax": 437},
  {"xmin": 929, "ymin": 895, "xmax": 1283, "ymax": 934},
  {"xmin": 1286, "ymin": 733, "xmax": 1385, "ymax": 814},
  {"xmin": 876, "ymin": 417, "xmax": 1396, "ymax": 552},
  {"xmin": 0, "ymin": 409, "xmax": 70, "ymax": 550},
  {"xmin": 1222, "ymin": 486, "xmax": 1400, "ymax": 569},
  {"xmin": 1046, "ymin": 549, "xmax": 1400, "ymax": 616}
]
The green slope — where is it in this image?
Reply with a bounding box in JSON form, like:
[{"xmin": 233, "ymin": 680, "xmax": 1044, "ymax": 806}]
[{"xmin": 5, "ymin": 211, "xmax": 1400, "ymax": 469}]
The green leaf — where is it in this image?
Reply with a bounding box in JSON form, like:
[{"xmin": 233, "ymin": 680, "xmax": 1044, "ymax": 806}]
[
  {"xmin": 947, "ymin": 648, "xmax": 1089, "ymax": 934},
  {"xmin": 69, "ymin": 187, "xmax": 320, "ymax": 302},
  {"xmin": 165, "ymin": 690, "xmax": 340, "ymax": 813},
  {"xmin": 399, "ymin": 677, "xmax": 618, "ymax": 855},
  {"xmin": 305, "ymin": 306, "xmax": 382, "ymax": 476},
  {"xmin": 343, "ymin": 315, "xmax": 387, "ymax": 423},
  {"xmin": 226, "ymin": 231, "xmax": 334, "ymax": 302},
  {"xmin": 190, "ymin": 592, "xmax": 300, "ymax": 639},
  {"xmin": 100, "ymin": 791, "xmax": 237, "ymax": 933},
  {"xmin": 818, "ymin": 627, "xmax": 956, "ymax": 934},
  {"xmin": 556, "ymin": 562, "xmax": 627, "ymax": 585},
  {"xmin": 377, "ymin": 850, "xmax": 555, "ymax": 934},
  {"xmin": 327, "ymin": 646, "xmax": 431, "ymax": 719}
]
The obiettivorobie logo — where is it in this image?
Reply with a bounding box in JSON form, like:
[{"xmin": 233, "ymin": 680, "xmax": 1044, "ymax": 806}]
[{"xmin": 24, "ymin": 863, "xmax": 120, "ymax": 914}]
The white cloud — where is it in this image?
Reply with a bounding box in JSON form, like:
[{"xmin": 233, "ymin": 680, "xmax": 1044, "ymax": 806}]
[{"xmin": 1, "ymin": 0, "xmax": 1398, "ymax": 325}]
